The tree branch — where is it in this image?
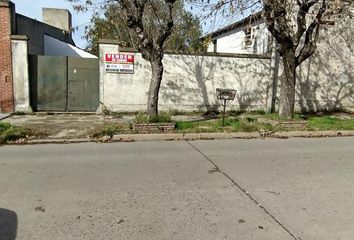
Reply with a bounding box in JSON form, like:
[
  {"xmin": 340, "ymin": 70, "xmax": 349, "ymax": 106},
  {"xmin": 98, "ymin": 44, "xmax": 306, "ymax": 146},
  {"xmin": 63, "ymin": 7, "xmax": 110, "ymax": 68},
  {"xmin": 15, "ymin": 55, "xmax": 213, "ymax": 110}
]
[
  {"xmin": 263, "ymin": 0, "xmax": 295, "ymax": 55},
  {"xmin": 155, "ymin": 0, "xmax": 177, "ymax": 51},
  {"xmin": 295, "ymin": 0, "xmax": 319, "ymax": 46},
  {"xmin": 296, "ymin": 0, "xmax": 329, "ymax": 65}
]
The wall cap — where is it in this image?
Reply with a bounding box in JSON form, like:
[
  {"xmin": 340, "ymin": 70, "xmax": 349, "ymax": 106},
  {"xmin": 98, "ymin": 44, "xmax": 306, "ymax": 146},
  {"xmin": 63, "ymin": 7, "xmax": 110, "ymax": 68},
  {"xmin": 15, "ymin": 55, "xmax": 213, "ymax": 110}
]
[
  {"xmin": 0, "ymin": 0, "xmax": 14, "ymax": 7},
  {"xmin": 99, "ymin": 39, "xmax": 271, "ymax": 59},
  {"xmin": 98, "ymin": 39, "xmax": 122, "ymax": 45},
  {"xmin": 0, "ymin": 0, "xmax": 8, "ymax": 5},
  {"xmin": 11, "ymin": 35, "xmax": 29, "ymax": 41}
]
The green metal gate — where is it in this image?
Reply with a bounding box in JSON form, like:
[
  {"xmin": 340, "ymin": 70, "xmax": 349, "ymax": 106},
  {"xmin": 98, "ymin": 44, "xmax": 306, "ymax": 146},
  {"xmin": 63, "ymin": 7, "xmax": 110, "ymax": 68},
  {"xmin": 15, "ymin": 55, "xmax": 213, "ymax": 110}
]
[{"xmin": 29, "ymin": 55, "xmax": 99, "ymax": 112}]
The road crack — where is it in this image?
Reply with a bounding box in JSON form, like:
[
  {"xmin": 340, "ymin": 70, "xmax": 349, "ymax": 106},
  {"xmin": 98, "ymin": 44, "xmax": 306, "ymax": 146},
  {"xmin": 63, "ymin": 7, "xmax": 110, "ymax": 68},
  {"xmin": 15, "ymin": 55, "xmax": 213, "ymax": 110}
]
[{"xmin": 186, "ymin": 140, "xmax": 299, "ymax": 240}]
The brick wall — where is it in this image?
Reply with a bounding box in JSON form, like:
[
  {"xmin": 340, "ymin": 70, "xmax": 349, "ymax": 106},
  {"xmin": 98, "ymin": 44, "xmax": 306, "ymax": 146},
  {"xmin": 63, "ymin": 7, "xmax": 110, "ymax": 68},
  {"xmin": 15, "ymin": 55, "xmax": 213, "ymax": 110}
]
[
  {"xmin": 0, "ymin": 1, "xmax": 14, "ymax": 113},
  {"xmin": 133, "ymin": 123, "xmax": 176, "ymax": 133}
]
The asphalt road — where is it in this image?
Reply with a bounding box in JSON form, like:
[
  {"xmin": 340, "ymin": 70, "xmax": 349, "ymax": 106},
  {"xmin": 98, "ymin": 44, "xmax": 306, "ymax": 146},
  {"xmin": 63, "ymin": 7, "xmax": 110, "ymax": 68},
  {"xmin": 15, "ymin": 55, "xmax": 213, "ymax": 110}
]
[{"xmin": 0, "ymin": 137, "xmax": 353, "ymax": 240}]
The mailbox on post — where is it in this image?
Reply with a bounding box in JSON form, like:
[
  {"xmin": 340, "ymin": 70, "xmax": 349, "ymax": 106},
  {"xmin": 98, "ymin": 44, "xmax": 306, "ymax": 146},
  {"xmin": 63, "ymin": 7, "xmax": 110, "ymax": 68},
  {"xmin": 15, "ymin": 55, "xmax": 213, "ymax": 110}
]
[{"xmin": 216, "ymin": 88, "xmax": 237, "ymax": 126}]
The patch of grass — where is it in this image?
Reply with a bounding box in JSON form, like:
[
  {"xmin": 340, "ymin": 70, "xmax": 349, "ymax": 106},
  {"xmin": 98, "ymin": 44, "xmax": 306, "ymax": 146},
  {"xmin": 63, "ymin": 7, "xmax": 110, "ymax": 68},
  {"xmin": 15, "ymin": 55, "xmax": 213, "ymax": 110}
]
[
  {"xmin": 175, "ymin": 121, "xmax": 197, "ymax": 130},
  {"xmin": 0, "ymin": 122, "xmax": 11, "ymax": 132},
  {"xmin": 308, "ymin": 117, "xmax": 354, "ymax": 130},
  {"xmin": 0, "ymin": 122, "xmax": 31, "ymax": 144},
  {"xmin": 135, "ymin": 112, "xmax": 172, "ymax": 123},
  {"xmin": 149, "ymin": 112, "xmax": 172, "ymax": 123},
  {"xmin": 175, "ymin": 117, "xmax": 273, "ymax": 133},
  {"xmin": 89, "ymin": 123, "xmax": 128, "ymax": 139},
  {"xmin": 175, "ymin": 119, "xmax": 221, "ymax": 133},
  {"xmin": 135, "ymin": 113, "xmax": 150, "ymax": 124},
  {"xmin": 239, "ymin": 120, "xmax": 259, "ymax": 132}
]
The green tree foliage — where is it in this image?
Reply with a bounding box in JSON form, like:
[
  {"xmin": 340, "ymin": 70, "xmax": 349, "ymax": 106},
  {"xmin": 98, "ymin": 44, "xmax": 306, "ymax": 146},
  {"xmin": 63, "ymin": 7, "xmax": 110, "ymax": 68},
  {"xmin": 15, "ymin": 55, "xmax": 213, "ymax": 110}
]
[{"xmin": 85, "ymin": 1, "xmax": 205, "ymax": 55}]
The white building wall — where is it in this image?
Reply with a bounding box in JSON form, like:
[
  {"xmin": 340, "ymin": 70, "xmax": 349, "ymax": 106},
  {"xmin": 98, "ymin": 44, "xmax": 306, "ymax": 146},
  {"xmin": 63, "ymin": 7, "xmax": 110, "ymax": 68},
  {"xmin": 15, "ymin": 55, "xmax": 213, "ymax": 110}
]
[
  {"xmin": 208, "ymin": 22, "xmax": 270, "ymax": 55},
  {"xmin": 216, "ymin": 30, "xmax": 247, "ymax": 53}
]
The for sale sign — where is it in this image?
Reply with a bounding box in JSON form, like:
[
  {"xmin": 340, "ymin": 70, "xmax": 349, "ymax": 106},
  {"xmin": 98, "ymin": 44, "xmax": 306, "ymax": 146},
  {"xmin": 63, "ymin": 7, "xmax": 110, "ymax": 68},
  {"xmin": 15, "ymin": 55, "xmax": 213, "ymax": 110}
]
[{"xmin": 105, "ymin": 53, "xmax": 135, "ymax": 74}]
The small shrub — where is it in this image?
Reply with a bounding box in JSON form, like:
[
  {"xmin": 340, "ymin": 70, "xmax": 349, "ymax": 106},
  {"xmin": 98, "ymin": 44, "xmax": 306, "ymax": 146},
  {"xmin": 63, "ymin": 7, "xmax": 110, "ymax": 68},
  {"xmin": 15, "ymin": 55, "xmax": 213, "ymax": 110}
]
[
  {"xmin": 245, "ymin": 117, "xmax": 257, "ymax": 122},
  {"xmin": 149, "ymin": 112, "xmax": 172, "ymax": 123},
  {"xmin": 14, "ymin": 111, "xmax": 26, "ymax": 115},
  {"xmin": 0, "ymin": 123, "xmax": 30, "ymax": 144},
  {"xmin": 135, "ymin": 113, "xmax": 150, "ymax": 124},
  {"xmin": 239, "ymin": 120, "xmax": 258, "ymax": 132},
  {"xmin": 0, "ymin": 122, "xmax": 11, "ymax": 132},
  {"xmin": 101, "ymin": 104, "xmax": 111, "ymax": 115},
  {"xmin": 2, "ymin": 128, "xmax": 28, "ymax": 143}
]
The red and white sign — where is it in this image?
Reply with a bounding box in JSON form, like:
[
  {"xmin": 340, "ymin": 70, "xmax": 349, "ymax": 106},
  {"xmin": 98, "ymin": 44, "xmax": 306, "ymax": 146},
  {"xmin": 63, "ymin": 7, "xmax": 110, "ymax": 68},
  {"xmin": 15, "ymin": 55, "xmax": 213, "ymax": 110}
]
[{"xmin": 105, "ymin": 53, "xmax": 135, "ymax": 74}]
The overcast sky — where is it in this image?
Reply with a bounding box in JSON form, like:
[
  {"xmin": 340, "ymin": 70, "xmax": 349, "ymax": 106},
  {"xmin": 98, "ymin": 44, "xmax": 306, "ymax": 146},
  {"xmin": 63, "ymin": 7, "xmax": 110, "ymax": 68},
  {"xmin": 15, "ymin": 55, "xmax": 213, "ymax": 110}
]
[{"xmin": 11, "ymin": 0, "xmax": 90, "ymax": 49}]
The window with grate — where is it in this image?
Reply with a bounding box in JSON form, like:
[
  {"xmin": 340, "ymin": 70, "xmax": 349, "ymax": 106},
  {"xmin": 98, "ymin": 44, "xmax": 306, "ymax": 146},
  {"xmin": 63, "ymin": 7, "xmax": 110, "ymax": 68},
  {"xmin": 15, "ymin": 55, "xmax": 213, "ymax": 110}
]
[{"xmin": 244, "ymin": 27, "xmax": 253, "ymax": 47}]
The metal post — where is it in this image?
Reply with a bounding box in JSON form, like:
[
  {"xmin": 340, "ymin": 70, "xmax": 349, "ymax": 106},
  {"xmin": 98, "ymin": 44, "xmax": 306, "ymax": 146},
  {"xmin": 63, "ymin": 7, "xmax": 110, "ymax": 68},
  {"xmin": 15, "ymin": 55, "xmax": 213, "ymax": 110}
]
[
  {"xmin": 222, "ymin": 99, "xmax": 227, "ymax": 127},
  {"xmin": 216, "ymin": 89, "xmax": 236, "ymax": 127},
  {"xmin": 270, "ymin": 39, "xmax": 280, "ymax": 113}
]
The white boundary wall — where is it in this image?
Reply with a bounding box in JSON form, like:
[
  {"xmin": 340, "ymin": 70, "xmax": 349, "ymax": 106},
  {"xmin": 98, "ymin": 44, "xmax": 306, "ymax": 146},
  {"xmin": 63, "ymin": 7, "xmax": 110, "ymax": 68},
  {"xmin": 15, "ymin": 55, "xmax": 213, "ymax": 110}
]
[
  {"xmin": 294, "ymin": 16, "xmax": 354, "ymax": 112},
  {"xmin": 11, "ymin": 36, "xmax": 32, "ymax": 113},
  {"xmin": 99, "ymin": 43, "xmax": 273, "ymax": 112}
]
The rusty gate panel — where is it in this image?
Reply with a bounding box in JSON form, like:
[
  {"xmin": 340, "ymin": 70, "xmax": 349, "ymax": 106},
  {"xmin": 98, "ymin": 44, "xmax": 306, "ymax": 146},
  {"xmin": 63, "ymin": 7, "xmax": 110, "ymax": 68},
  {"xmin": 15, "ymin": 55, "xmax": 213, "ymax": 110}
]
[
  {"xmin": 67, "ymin": 57, "xmax": 99, "ymax": 112},
  {"xmin": 35, "ymin": 56, "xmax": 67, "ymax": 111}
]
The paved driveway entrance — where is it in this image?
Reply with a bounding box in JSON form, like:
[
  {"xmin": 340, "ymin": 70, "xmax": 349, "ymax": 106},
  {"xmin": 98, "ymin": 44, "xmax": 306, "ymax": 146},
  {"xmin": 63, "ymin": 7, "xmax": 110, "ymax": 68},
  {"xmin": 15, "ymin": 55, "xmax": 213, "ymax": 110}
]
[{"xmin": 2, "ymin": 114, "xmax": 130, "ymax": 139}]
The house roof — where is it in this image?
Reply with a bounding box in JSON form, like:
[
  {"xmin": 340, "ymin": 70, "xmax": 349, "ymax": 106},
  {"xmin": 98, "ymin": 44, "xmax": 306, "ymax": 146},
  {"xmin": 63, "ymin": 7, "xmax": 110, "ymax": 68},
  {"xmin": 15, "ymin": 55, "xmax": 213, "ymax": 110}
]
[{"xmin": 202, "ymin": 11, "xmax": 264, "ymax": 40}]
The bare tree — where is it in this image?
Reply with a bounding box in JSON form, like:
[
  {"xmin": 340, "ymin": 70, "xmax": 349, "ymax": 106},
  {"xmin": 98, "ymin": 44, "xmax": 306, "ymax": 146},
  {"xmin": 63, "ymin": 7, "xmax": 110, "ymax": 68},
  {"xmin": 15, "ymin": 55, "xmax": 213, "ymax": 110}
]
[
  {"xmin": 263, "ymin": 0, "xmax": 331, "ymax": 117},
  {"xmin": 70, "ymin": 0, "xmax": 178, "ymax": 116},
  {"xmin": 191, "ymin": 0, "xmax": 347, "ymax": 118}
]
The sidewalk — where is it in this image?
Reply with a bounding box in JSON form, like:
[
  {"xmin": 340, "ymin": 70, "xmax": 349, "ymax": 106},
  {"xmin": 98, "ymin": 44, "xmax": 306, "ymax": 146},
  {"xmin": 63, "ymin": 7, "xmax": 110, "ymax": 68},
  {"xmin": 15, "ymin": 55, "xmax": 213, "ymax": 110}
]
[
  {"xmin": 0, "ymin": 113, "xmax": 11, "ymax": 120},
  {"xmin": 2, "ymin": 113, "xmax": 354, "ymax": 144},
  {"xmin": 2, "ymin": 113, "xmax": 133, "ymax": 139}
]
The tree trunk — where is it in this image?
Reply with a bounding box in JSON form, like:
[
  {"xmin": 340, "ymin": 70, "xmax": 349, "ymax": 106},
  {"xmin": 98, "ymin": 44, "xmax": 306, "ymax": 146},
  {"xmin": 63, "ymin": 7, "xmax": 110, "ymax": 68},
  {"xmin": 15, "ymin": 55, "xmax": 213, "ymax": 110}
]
[
  {"xmin": 147, "ymin": 57, "xmax": 164, "ymax": 116},
  {"xmin": 278, "ymin": 52, "xmax": 297, "ymax": 118}
]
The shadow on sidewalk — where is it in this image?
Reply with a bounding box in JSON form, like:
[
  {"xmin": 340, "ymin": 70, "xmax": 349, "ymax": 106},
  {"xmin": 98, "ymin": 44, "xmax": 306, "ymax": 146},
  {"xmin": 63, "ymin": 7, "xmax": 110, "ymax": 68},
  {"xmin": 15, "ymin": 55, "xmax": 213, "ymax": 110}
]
[{"xmin": 0, "ymin": 208, "xmax": 17, "ymax": 240}]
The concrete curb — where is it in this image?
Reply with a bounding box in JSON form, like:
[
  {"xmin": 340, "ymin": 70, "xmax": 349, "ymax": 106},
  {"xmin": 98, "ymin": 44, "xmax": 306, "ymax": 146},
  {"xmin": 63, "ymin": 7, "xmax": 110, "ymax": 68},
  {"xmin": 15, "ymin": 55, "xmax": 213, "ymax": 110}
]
[
  {"xmin": 27, "ymin": 138, "xmax": 93, "ymax": 144},
  {"xmin": 112, "ymin": 131, "xmax": 354, "ymax": 142},
  {"xmin": 7, "ymin": 130, "xmax": 351, "ymax": 145},
  {"xmin": 271, "ymin": 130, "xmax": 354, "ymax": 138}
]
